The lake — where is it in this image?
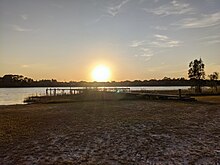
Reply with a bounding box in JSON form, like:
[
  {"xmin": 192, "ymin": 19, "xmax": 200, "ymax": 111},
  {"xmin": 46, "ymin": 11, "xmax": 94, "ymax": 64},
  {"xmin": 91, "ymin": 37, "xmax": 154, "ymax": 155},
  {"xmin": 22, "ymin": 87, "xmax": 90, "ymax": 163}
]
[{"xmin": 0, "ymin": 86, "xmax": 191, "ymax": 105}]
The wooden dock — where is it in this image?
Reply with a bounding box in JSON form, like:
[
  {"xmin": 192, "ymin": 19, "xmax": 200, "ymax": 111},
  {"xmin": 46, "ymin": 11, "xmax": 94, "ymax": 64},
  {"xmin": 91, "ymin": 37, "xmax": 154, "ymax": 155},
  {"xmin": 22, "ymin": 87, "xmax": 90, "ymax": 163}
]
[
  {"xmin": 46, "ymin": 88, "xmax": 84, "ymax": 96},
  {"xmin": 45, "ymin": 88, "xmax": 195, "ymax": 101},
  {"xmin": 129, "ymin": 92, "xmax": 196, "ymax": 101},
  {"xmin": 45, "ymin": 87, "xmax": 131, "ymax": 96},
  {"xmin": 25, "ymin": 88, "xmax": 195, "ymax": 104}
]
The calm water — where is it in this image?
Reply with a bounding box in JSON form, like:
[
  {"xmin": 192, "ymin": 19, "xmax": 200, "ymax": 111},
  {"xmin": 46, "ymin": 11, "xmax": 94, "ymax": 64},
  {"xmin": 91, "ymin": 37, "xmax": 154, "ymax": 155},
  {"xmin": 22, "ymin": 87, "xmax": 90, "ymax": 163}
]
[{"xmin": 0, "ymin": 86, "xmax": 190, "ymax": 105}]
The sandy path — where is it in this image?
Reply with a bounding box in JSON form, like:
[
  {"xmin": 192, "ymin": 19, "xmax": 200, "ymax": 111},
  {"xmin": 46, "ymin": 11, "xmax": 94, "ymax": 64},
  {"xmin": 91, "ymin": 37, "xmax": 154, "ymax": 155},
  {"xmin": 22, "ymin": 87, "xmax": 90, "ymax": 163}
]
[{"xmin": 0, "ymin": 100, "xmax": 220, "ymax": 164}]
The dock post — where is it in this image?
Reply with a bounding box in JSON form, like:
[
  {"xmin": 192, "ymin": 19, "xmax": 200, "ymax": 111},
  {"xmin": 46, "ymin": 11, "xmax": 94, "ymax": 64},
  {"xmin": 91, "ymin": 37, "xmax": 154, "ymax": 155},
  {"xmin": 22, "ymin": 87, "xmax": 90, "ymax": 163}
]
[{"xmin": 178, "ymin": 89, "xmax": 182, "ymax": 99}]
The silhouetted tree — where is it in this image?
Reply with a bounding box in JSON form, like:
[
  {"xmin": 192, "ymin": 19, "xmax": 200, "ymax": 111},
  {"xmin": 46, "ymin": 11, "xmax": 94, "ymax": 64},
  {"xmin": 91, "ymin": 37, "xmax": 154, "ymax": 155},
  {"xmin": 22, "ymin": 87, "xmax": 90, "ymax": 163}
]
[
  {"xmin": 162, "ymin": 77, "xmax": 171, "ymax": 81},
  {"xmin": 188, "ymin": 58, "xmax": 205, "ymax": 93},
  {"xmin": 208, "ymin": 72, "xmax": 219, "ymax": 92},
  {"xmin": 208, "ymin": 72, "xmax": 219, "ymax": 80}
]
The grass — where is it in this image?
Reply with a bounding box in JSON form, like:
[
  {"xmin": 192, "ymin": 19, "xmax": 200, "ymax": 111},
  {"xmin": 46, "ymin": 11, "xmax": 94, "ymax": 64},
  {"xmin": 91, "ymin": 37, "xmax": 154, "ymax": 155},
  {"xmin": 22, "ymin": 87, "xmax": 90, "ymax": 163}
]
[{"xmin": 194, "ymin": 95, "xmax": 220, "ymax": 103}]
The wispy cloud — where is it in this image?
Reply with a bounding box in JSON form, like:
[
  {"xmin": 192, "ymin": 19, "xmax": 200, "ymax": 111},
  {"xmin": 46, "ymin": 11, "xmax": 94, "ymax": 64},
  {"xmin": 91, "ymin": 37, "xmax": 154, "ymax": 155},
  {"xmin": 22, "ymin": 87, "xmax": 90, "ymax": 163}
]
[
  {"xmin": 21, "ymin": 14, "xmax": 28, "ymax": 20},
  {"xmin": 174, "ymin": 12, "xmax": 220, "ymax": 28},
  {"xmin": 153, "ymin": 26, "xmax": 168, "ymax": 31},
  {"xmin": 154, "ymin": 34, "xmax": 169, "ymax": 41},
  {"xmin": 140, "ymin": 48, "xmax": 154, "ymax": 61},
  {"xmin": 131, "ymin": 34, "xmax": 181, "ymax": 61},
  {"xmin": 150, "ymin": 34, "xmax": 182, "ymax": 48},
  {"xmin": 21, "ymin": 64, "xmax": 29, "ymax": 68},
  {"xmin": 130, "ymin": 40, "xmax": 145, "ymax": 47},
  {"xmin": 92, "ymin": 0, "xmax": 129, "ymax": 24},
  {"xmin": 107, "ymin": 0, "xmax": 129, "ymax": 16},
  {"xmin": 134, "ymin": 47, "xmax": 154, "ymax": 61},
  {"xmin": 145, "ymin": 0, "xmax": 194, "ymax": 16},
  {"xmin": 11, "ymin": 25, "xmax": 34, "ymax": 32},
  {"xmin": 199, "ymin": 34, "xmax": 220, "ymax": 45},
  {"xmin": 92, "ymin": 14, "xmax": 111, "ymax": 24},
  {"xmin": 130, "ymin": 40, "xmax": 154, "ymax": 61}
]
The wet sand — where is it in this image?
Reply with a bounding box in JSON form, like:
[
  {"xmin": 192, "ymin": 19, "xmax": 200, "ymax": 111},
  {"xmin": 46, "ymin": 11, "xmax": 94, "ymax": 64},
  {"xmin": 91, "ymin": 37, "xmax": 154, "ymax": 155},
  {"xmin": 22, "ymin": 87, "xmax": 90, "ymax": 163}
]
[{"xmin": 0, "ymin": 98, "xmax": 220, "ymax": 164}]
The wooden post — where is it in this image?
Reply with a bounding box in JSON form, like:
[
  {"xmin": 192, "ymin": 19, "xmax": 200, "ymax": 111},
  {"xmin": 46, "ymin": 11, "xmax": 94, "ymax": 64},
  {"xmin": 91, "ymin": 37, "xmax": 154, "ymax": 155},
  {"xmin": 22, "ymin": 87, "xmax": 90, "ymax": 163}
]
[{"xmin": 178, "ymin": 89, "xmax": 182, "ymax": 99}]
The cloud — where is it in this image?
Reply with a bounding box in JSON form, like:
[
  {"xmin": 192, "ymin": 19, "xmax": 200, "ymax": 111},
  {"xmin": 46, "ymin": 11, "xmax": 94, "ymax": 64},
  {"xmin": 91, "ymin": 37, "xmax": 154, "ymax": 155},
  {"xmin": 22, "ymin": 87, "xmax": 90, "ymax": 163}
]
[
  {"xmin": 206, "ymin": 40, "xmax": 220, "ymax": 44},
  {"xmin": 174, "ymin": 12, "xmax": 220, "ymax": 28},
  {"xmin": 21, "ymin": 64, "xmax": 29, "ymax": 68},
  {"xmin": 199, "ymin": 34, "xmax": 220, "ymax": 45},
  {"xmin": 153, "ymin": 26, "xmax": 168, "ymax": 31},
  {"xmin": 131, "ymin": 41, "xmax": 154, "ymax": 61},
  {"xmin": 150, "ymin": 34, "xmax": 181, "ymax": 48},
  {"xmin": 92, "ymin": 0, "xmax": 129, "ymax": 23},
  {"xmin": 107, "ymin": 0, "xmax": 129, "ymax": 16},
  {"xmin": 131, "ymin": 33, "xmax": 182, "ymax": 61},
  {"xmin": 145, "ymin": 0, "xmax": 194, "ymax": 16},
  {"xmin": 140, "ymin": 48, "xmax": 154, "ymax": 60},
  {"xmin": 11, "ymin": 25, "xmax": 34, "ymax": 32},
  {"xmin": 92, "ymin": 14, "xmax": 111, "ymax": 24},
  {"xmin": 21, "ymin": 14, "xmax": 28, "ymax": 20},
  {"xmin": 134, "ymin": 47, "xmax": 154, "ymax": 61},
  {"xmin": 154, "ymin": 34, "xmax": 169, "ymax": 40},
  {"xmin": 130, "ymin": 40, "xmax": 145, "ymax": 47},
  {"xmin": 139, "ymin": 0, "xmax": 158, "ymax": 3}
]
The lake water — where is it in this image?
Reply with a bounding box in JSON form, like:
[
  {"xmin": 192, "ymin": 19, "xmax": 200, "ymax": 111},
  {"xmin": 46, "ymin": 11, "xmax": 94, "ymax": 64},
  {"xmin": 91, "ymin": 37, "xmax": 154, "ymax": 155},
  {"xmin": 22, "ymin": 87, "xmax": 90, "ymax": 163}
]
[{"xmin": 0, "ymin": 86, "xmax": 191, "ymax": 105}]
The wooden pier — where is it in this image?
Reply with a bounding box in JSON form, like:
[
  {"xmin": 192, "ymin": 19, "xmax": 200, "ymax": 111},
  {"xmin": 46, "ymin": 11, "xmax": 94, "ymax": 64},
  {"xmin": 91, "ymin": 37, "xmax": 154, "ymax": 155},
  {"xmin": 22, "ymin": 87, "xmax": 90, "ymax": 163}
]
[
  {"xmin": 45, "ymin": 88, "xmax": 195, "ymax": 101},
  {"xmin": 25, "ymin": 88, "xmax": 195, "ymax": 104},
  {"xmin": 46, "ymin": 88, "xmax": 84, "ymax": 96},
  {"xmin": 45, "ymin": 87, "xmax": 131, "ymax": 96},
  {"xmin": 129, "ymin": 92, "xmax": 195, "ymax": 101}
]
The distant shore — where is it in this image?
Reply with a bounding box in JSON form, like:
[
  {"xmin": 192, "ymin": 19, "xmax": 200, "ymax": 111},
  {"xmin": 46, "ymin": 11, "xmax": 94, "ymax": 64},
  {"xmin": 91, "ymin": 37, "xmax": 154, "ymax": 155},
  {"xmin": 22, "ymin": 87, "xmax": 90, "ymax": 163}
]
[{"xmin": 1, "ymin": 74, "xmax": 220, "ymax": 88}]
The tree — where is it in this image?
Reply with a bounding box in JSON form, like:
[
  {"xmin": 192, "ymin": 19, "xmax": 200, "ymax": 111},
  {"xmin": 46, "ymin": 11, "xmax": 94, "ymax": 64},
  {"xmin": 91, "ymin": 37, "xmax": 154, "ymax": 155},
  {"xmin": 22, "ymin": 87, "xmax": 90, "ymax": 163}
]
[
  {"xmin": 208, "ymin": 72, "xmax": 219, "ymax": 81},
  {"xmin": 208, "ymin": 72, "xmax": 219, "ymax": 92},
  {"xmin": 162, "ymin": 77, "xmax": 171, "ymax": 81},
  {"xmin": 188, "ymin": 58, "xmax": 205, "ymax": 93}
]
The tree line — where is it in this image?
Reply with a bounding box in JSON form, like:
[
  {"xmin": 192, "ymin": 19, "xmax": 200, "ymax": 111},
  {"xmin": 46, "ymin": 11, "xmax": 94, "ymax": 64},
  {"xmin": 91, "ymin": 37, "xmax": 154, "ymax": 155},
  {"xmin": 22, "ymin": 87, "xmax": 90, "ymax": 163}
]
[{"xmin": 0, "ymin": 73, "xmax": 219, "ymax": 88}]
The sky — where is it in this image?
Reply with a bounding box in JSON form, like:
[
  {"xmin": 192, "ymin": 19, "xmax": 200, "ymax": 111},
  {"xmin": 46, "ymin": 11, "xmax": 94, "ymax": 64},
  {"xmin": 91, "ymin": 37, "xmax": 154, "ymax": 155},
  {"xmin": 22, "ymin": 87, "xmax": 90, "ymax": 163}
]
[{"xmin": 0, "ymin": 0, "xmax": 220, "ymax": 81}]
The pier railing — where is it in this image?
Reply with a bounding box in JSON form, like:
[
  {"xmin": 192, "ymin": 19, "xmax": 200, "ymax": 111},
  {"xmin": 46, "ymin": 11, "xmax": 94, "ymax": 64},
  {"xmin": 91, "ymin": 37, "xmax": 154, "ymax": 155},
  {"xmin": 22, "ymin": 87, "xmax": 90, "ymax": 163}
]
[{"xmin": 45, "ymin": 87, "xmax": 131, "ymax": 96}]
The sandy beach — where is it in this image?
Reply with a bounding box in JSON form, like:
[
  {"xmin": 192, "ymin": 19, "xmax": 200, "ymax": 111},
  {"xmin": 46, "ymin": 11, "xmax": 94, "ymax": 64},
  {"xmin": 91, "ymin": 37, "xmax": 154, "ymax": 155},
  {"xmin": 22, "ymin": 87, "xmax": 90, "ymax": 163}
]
[{"xmin": 0, "ymin": 97, "xmax": 220, "ymax": 164}]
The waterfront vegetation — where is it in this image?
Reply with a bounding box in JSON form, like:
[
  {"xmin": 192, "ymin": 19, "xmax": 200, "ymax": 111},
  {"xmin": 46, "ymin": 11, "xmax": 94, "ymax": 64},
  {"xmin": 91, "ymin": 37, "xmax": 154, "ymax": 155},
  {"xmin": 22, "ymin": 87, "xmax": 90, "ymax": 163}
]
[{"xmin": 1, "ymin": 74, "xmax": 219, "ymax": 88}]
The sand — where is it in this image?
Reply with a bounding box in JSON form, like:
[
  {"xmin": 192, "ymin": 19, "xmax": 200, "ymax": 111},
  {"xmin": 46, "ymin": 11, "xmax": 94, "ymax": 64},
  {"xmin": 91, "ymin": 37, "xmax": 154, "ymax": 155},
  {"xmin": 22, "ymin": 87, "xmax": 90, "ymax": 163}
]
[{"xmin": 0, "ymin": 98, "xmax": 220, "ymax": 164}]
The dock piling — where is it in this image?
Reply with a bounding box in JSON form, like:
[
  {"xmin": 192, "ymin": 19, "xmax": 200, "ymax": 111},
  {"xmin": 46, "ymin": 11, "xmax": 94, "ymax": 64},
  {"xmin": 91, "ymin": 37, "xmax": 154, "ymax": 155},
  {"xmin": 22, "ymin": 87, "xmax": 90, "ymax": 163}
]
[{"xmin": 178, "ymin": 89, "xmax": 182, "ymax": 99}]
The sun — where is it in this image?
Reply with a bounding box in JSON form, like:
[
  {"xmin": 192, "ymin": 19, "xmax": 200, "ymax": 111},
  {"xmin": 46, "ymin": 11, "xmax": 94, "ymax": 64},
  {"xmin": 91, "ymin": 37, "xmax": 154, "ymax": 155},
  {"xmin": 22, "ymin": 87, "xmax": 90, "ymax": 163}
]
[{"xmin": 92, "ymin": 65, "xmax": 111, "ymax": 82}]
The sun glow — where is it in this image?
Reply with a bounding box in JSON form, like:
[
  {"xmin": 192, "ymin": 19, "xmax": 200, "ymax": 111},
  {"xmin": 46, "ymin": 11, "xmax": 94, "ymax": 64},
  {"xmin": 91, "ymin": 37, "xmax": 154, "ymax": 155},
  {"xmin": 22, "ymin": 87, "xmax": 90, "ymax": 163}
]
[{"xmin": 92, "ymin": 65, "xmax": 111, "ymax": 82}]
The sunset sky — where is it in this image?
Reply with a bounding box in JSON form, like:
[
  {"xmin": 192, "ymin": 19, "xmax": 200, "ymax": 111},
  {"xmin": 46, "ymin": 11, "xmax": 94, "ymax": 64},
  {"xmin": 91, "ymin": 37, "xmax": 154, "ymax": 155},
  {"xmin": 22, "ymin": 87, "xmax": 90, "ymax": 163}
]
[{"xmin": 0, "ymin": 0, "xmax": 220, "ymax": 81}]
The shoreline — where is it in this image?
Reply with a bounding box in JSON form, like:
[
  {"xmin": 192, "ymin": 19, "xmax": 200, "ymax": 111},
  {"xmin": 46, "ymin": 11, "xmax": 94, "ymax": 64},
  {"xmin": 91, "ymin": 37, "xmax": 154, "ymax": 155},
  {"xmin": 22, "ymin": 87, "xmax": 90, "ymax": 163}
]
[
  {"xmin": 1, "ymin": 87, "xmax": 219, "ymax": 105},
  {"xmin": 1, "ymin": 93, "xmax": 220, "ymax": 106}
]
